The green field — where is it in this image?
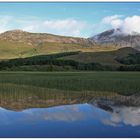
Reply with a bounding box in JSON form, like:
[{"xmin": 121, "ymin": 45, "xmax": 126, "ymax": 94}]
[{"xmin": 0, "ymin": 72, "xmax": 139, "ymax": 96}]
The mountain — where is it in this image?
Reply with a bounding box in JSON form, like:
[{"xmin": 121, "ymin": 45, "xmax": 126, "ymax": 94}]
[
  {"xmin": 89, "ymin": 28, "xmax": 140, "ymax": 50},
  {"xmin": 0, "ymin": 29, "xmax": 139, "ymax": 61},
  {"xmin": 0, "ymin": 29, "xmax": 94, "ymax": 46},
  {"xmin": 0, "ymin": 29, "xmax": 97, "ymax": 60}
]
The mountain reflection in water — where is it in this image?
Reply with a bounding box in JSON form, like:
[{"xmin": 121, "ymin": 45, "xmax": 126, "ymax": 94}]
[{"xmin": 0, "ymin": 86, "xmax": 139, "ymax": 137}]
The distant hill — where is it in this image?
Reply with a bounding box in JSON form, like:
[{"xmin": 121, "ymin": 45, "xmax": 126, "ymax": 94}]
[
  {"xmin": 0, "ymin": 30, "xmax": 94, "ymax": 46},
  {"xmin": 0, "ymin": 30, "xmax": 97, "ymax": 60},
  {"xmin": 89, "ymin": 28, "xmax": 140, "ymax": 50},
  {"xmin": 0, "ymin": 29, "xmax": 124, "ymax": 60},
  {"xmin": 62, "ymin": 47, "xmax": 138, "ymax": 66},
  {"xmin": 0, "ymin": 47, "xmax": 139, "ymax": 71}
]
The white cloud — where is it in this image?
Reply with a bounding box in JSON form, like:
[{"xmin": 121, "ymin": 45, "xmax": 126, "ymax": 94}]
[
  {"xmin": 0, "ymin": 16, "xmax": 13, "ymax": 33},
  {"xmin": 101, "ymin": 106, "xmax": 140, "ymax": 127},
  {"xmin": 22, "ymin": 18, "xmax": 86, "ymax": 37},
  {"xmin": 0, "ymin": 15, "xmax": 87, "ymax": 37},
  {"xmin": 102, "ymin": 15, "xmax": 123, "ymax": 29},
  {"xmin": 112, "ymin": 106, "xmax": 140, "ymax": 127},
  {"xmin": 102, "ymin": 15, "xmax": 140, "ymax": 35},
  {"xmin": 121, "ymin": 16, "xmax": 140, "ymax": 34}
]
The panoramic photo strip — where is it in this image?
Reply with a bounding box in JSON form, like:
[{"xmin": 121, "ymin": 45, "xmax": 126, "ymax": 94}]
[{"xmin": 0, "ymin": 2, "xmax": 139, "ymax": 138}]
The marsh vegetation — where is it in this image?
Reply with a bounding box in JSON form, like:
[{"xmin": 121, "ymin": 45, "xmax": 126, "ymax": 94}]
[{"xmin": 0, "ymin": 72, "xmax": 139, "ymax": 95}]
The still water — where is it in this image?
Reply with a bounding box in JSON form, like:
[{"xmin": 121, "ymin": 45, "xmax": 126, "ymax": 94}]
[{"xmin": 0, "ymin": 89, "xmax": 139, "ymax": 138}]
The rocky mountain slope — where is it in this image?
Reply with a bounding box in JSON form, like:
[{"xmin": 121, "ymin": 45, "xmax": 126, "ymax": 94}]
[
  {"xmin": 89, "ymin": 28, "xmax": 140, "ymax": 50},
  {"xmin": 0, "ymin": 30, "xmax": 94, "ymax": 47},
  {"xmin": 0, "ymin": 30, "xmax": 100, "ymax": 60}
]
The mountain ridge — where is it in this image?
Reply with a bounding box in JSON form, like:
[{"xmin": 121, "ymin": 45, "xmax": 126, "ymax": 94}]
[
  {"xmin": 0, "ymin": 29, "xmax": 95, "ymax": 47},
  {"xmin": 0, "ymin": 29, "xmax": 120, "ymax": 60},
  {"xmin": 0, "ymin": 29, "xmax": 139, "ymax": 60},
  {"xmin": 89, "ymin": 28, "xmax": 140, "ymax": 50}
]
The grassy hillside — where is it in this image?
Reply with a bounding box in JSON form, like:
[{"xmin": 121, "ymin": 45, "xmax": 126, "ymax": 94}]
[
  {"xmin": 0, "ymin": 41, "xmax": 34, "ymax": 59},
  {"xmin": 0, "ymin": 40, "xmax": 119, "ymax": 60},
  {"xmin": 0, "ymin": 47, "xmax": 139, "ymax": 71},
  {"xmin": 61, "ymin": 47, "xmax": 138, "ymax": 66}
]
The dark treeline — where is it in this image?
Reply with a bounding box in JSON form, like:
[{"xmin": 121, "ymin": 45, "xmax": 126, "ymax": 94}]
[
  {"xmin": 116, "ymin": 52, "xmax": 140, "ymax": 71},
  {"xmin": 0, "ymin": 51, "xmax": 140, "ymax": 71},
  {"xmin": 118, "ymin": 65, "xmax": 140, "ymax": 71},
  {"xmin": 0, "ymin": 51, "xmax": 80, "ymax": 70},
  {"xmin": 0, "ymin": 52, "xmax": 115, "ymax": 71},
  {"xmin": 116, "ymin": 53, "xmax": 140, "ymax": 65},
  {"xmin": 0, "ymin": 59, "xmax": 112, "ymax": 71}
]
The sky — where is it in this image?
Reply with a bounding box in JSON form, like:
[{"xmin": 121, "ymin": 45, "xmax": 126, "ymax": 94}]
[{"xmin": 0, "ymin": 2, "xmax": 140, "ymax": 37}]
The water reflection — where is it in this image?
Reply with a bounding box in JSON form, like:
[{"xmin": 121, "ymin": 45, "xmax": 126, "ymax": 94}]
[
  {"xmin": 0, "ymin": 84, "xmax": 139, "ymax": 137},
  {"xmin": 0, "ymin": 83, "xmax": 140, "ymax": 110},
  {"xmin": 0, "ymin": 104, "xmax": 139, "ymax": 137},
  {"xmin": 103, "ymin": 106, "xmax": 140, "ymax": 127}
]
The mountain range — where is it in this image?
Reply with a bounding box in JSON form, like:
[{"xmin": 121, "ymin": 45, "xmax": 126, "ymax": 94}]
[
  {"xmin": 0, "ymin": 29, "xmax": 139, "ymax": 71},
  {"xmin": 0, "ymin": 29, "xmax": 139, "ymax": 60}
]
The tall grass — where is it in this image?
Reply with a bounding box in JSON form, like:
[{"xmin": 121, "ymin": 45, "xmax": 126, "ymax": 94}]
[{"xmin": 0, "ymin": 72, "xmax": 139, "ymax": 95}]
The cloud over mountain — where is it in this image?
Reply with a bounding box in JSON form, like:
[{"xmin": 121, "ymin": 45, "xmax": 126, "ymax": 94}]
[
  {"xmin": 102, "ymin": 15, "xmax": 140, "ymax": 35},
  {"xmin": 0, "ymin": 15, "xmax": 87, "ymax": 37},
  {"xmin": 22, "ymin": 18, "xmax": 87, "ymax": 37}
]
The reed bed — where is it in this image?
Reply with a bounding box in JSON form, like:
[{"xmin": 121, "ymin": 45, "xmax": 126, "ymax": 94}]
[{"xmin": 0, "ymin": 72, "xmax": 139, "ymax": 95}]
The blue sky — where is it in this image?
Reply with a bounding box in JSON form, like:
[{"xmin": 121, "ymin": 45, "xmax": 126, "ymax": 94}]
[{"xmin": 0, "ymin": 2, "xmax": 140, "ymax": 37}]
